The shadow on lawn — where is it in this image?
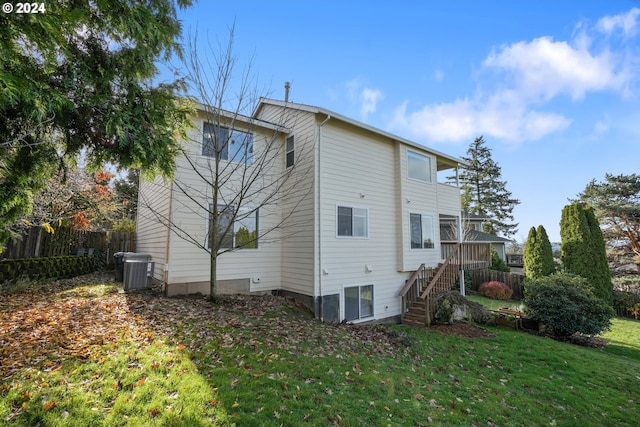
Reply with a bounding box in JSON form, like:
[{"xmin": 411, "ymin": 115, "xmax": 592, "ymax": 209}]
[
  {"xmin": 603, "ymin": 341, "xmax": 640, "ymax": 361},
  {"xmin": 0, "ymin": 272, "xmax": 229, "ymax": 426}
]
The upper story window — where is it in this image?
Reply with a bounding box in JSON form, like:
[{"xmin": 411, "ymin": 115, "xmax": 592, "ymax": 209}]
[
  {"xmin": 202, "ymin": 122, "xmax": 254, "ymax": 164},
  {"xmin": 410, "ymin": 213, "xmax": 435, "ymax": 249},
  {"xmin": 407, "ymin": 150, "xmax": 431, "ymax": 183},
  {"xmin": 337, "ymin": 206, "xmax": 368, "ymax": 238},
  {"xmin": 285, "ymin": 135, "xmax": 295, "ymax": 168}
]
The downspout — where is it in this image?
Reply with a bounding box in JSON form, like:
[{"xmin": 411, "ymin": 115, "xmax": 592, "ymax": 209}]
[
  {"xmin": 317, "ymin": 114, "xmax": 331, "ymax": 320},
  {"xmin": 164, "ymin": 180, "xmax": 174, "ymax": 293},
  {"xmin": 456, "ymin": 163, "xmax": 465, "ymax": 296}
]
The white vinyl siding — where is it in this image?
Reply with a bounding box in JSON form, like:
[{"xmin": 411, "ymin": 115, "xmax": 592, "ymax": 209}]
[
  {"xmin": 318, "ymin": 122, "xmax": 402, "ymax": 321},
  {"xmin": 161, "ymin": 110, "xmax": 284, "ymax": 293},
  {"xmin": 136, "ymin": 176, "xmax": 172, "ymax": 282},
  {"xmin": 255, "ymin": 104, "xmax": 316, "ymax": 297},
  {"xmin": 399, "ymin": 145, "xmax": 441, "ymax": 270}
]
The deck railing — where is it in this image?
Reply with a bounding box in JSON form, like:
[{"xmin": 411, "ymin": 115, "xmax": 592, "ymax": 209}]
[
  {"xmin": 441, "ymin": 242, "xmax": 492, "ymax": 270},
  {"xmin": 400, "ymin": 242, "xmax": 493, "ymax": 325},
  {"xmin": 398, "ymin": 263, "xmax": 434, "ymax": 317}
]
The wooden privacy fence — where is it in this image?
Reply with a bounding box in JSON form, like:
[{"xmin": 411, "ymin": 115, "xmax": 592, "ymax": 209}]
[
  {"xmin": 1, "ymin": 226, "xmax": 135, "ymax": 269},
  {"xmin": 471, "ymin": 269, "xmax": 525, "ymax": 300}
]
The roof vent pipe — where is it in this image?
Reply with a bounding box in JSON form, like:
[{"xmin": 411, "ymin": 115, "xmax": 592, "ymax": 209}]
[{"xmin": 284, "ymin": 81, "xmax": 290, "ymax": 102}]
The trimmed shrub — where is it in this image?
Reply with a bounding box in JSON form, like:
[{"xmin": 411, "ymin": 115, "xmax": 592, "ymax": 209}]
[
  {"xmin": 0, "ymin": 255, "xmax": 97, "ymax": 283},
  {"xmin": 479, "ymin": 281, "xmax": 513, "ymax": 301},
  {"xmin": 524, "ymin": 225, "xmax": 555, "ymax": 279},
  {"xmin": 524, "ymin": 272, "xmax": 614, "ymax": 337},
  {"xmin": 490, "ymin": 248, "xmax": 510, "ymax": 272}
]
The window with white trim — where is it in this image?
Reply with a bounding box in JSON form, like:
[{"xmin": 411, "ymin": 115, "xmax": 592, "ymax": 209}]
[
  {"xmin": 407, "ymin": 150, "xmax": 431, "ymax": 183},
  {"xmin": 344, "ymin": 284, "xmax": 374, "ymax": 321},
  {"xmin": 410, "ymin": 213, "xmax": 435, "ymax": 249},
  {"xmin": 208, "ymin": 204, "xmax": 258, "ymax": 250},
  {"xmin": 285, "ymin": 135, "xmax": 294, "ymax": 168},
  {"xmin": 337, "ymin": 206, "xmax": 368, "ymax": 238},
  {"xmin": 202, "ymin": 122, "xmax": 254, "ymax": 164}
]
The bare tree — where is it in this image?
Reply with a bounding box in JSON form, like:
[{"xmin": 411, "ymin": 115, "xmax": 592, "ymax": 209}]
[
  {"xmin": 447, "ymin": 213, "xmax": 476, "ymax": 244},
  {"xmin": 138, "ymin": 28, "xmax": 313, "ymax": 300}
]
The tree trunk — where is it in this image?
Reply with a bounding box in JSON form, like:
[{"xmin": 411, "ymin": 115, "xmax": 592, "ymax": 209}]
[{"xmin": 210, "ymin": 252, "xmax": 217, "ymax": 302}]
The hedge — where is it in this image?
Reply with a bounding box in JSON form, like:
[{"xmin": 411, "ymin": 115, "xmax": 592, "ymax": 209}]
[{"xmin": 0, "ymin": 256, "xmax": 97, "ymax": 283}]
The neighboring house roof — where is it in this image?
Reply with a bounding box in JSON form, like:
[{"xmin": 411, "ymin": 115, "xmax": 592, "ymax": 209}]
[
  {"xmin": 254, "ymin": 98, "xmax": 465, "ymax": 170},
  {"xmin": 440, "ymin": 225, "xmax": 511, "ymax": 243},
  {"xmin": 441, "ymin": 213, "xmax": 492, "ymax": 222},
  {"xmin": 463, "ymin": 212, "xmax": 491, "ymax": 222}
]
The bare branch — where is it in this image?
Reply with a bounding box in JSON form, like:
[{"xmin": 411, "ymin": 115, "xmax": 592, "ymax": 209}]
[{"xmin": 138, "ymin": 27, "xmax": 314, "ymax": 299}]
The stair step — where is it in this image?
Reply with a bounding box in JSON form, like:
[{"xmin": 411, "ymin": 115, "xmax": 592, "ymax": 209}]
[{"xmin": 402, "ymin": 316, "xmax": 425, "ymax": 327}]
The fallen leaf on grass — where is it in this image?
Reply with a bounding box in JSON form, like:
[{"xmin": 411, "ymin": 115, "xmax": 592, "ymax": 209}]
[{"xmin": 43, "ymin": 401, "xmax": 56, "ymax": 411}]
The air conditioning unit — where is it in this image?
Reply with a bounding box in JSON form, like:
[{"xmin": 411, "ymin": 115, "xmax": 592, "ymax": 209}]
[{"xmin": 124, "ymin": 260, "xmax": 154, "ymax": 291}]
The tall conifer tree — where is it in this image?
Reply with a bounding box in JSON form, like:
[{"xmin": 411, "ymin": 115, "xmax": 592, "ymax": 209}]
[
  {"xmin": 536, "ymin": 225, "xmax": 555, "ymax": 277},
  {"xmin": 524, "ymin": 225, "xmax": 554, "ymax": 278},
  {"xmin": 457, "ymin": 136, "xmax": 520, "ymax": 238},
  {"xmin": 560, "ymin": 203, "xmax": 612, "ymax": 304}
]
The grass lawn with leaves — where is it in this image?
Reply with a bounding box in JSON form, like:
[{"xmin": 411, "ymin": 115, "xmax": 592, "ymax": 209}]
[{"xmin": 1, "ymin": 274, "xmax": 639, "ymax": 426}]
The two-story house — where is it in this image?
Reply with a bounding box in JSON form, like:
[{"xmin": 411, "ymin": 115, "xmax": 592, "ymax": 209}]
[{"xmin": 136, "ymin": 98, "xmax": 491, "ymax": 324}]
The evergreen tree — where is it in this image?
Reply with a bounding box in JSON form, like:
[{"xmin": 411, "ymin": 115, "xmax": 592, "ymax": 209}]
[
  {"xmin": 524, "ymin": 226, "xmax": 538, "ymax": 278},
  {"xmin": 585, "ymin": 207, "xmax": 612, "ymax": 304},
  {"xmin": 536, "ymin": 225, "xmax": 555, "ymax": 277},
  {"xmin": 560, "ymin": 203, "xmax": 612, "ymax": 304},
  {"xmin": 457, "ymin": 136, "xmax": 520, "ymax": 238},
  {"xmin": 576, "ymin": 173, "xmax": 640, "ymax": 273},
  {"xmin": 524, "ymin": 225, "xmax": 555, "ymax": 279},
  {"xmin": 0, "ymin": 1, "xmax": 194, "ymax": 247}
]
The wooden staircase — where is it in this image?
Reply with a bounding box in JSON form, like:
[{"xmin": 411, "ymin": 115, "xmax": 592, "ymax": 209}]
[
  {"xmin": 402, "ymin": 299, "xmax": 428, "ymax": 327},
  {"xmin": 398, "ymin": 243, "xmax": 491, "ymax": 327}
]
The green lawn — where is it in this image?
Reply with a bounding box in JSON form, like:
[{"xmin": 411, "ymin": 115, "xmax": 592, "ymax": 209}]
[{"xmin": 1, "ymin": 275, "xmax": 639, "ymax": 426}]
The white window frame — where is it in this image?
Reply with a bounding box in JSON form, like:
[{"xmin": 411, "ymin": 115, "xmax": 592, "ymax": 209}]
[
  {"xmin": 343, "ymin": 283, "xmax": 374, "ymax": 322},
  {"xmin": 202, "ymin": 122, "xmax": 254, "ymax": 165},
  {"xmin": 285, "ymin": 134, "xmax": 295, "ymax": 168},
  {"xmin": 410, "ymin": 212, "xmax": 435, "ymax": 250},
  {"xmin": 407, "ymin": 150, "xmax": 432, "ymax": 183},
  {"xmin": 206, "ymin": 204, "xmax": 259, "ymax": 251},
  {"xmin": 336, "ymin": 205, "xmax": 369, "ymax": 238}
]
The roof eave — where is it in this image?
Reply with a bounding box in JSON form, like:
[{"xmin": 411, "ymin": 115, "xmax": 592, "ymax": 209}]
[{"xmin": 256, "ymin": 98, "xmax": 465, "ymax": 167}]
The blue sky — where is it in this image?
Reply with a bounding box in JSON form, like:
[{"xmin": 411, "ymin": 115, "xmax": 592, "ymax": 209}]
[{"xmin": 164, "ymin": 1, "xmax": 640, "ymax": 243}]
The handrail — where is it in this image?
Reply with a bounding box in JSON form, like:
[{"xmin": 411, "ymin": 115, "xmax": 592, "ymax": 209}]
[
  {"xmin": 398, "ymin": 263, "xmax": 425, "ymax": 297},
  {"xmin": 419, "ymin": 243, "xmax": 460, "ymax": 299},
  {"xmin": 441, "ymin": 242, "xmax": 492, "ymax": 270}
]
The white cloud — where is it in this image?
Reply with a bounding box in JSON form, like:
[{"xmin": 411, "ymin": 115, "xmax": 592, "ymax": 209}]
[
  {"xmin": 596, "ymin": 7, "xmax": 640, "ymax": 36},
  {"xmin": 391, "ymin": 96, "xmax": 571, "ymax": 144},
  {"xmin": 390, "ymin": 11, "xmax": 638, "ymax": 145},
  {"xmin": 341, "ymin": 78, "xmax": 383, "ymax": 121},
  {"xmin": 433, "ymin": 69, "xmax": 444, "ymax": 83},
  {"xmin": 482, "ymin": 36, "xmax": 623, "ymax": 101},
  {"xmin": 360, "ymin": 88, "xmax": 383, "ymax": 121}
]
